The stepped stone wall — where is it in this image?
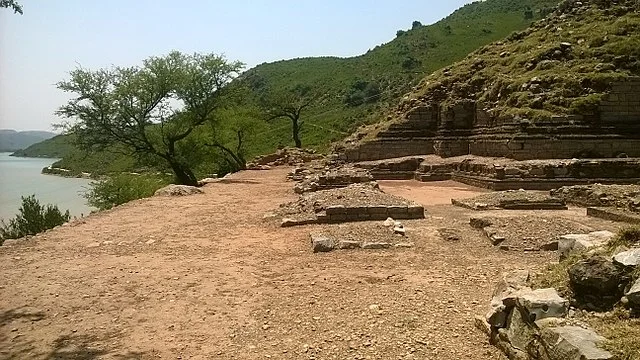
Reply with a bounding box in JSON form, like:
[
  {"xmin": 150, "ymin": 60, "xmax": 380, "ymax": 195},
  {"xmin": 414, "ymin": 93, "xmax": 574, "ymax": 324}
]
[{"xmin": 342, "ymin": 78, "xmax": 640, "ymax": 162}]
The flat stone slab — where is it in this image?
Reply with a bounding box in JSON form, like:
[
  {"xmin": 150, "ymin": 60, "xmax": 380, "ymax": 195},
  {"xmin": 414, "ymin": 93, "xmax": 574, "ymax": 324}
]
[
  {"xmin": 613, "ymin": 248, "xmax": 640, "ymax": 267},
  {"xmin": 541, "ymin": 326, "xmax": 612, "ymax": 360},
  {"xmin": 559, "ymin": 231, "xmax": 615, "ymax": 259}
]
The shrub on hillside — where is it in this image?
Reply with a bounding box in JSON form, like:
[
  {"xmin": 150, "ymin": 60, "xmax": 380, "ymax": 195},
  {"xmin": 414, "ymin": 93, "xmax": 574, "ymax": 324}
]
[
  {"xmin": 85, "ymin": 174, "xmax": 170, "ymax": 211},
  {"xmin": 0, "ymin": 195, "xmax": 70, "ymax": 244}
]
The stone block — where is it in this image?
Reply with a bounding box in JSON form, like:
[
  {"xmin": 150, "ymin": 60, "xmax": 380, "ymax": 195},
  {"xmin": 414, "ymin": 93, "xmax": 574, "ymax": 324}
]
[
  {"xmin": 367, "ymin": 206, "xmax": 389, "ymax": 215},
  {"xmin": 338, "ymin": 240, "xmax": 361, "ymax": 250},
  {"xmin": 613, "ymin": 248, "xmax": 640, "ymax": 267},
  {"xmin": 326, "ymin": 205, "xmax": 346, "ymax": 215},
  {"xmin": 387, "ymin": 205, "xmax": 409, "ymax": 217},
  {"xmin": 540, "ymin": 326, "xmax": 612, "ymax": 360},
  {"xmin": 311, "ymin": 235, "xmax": 334, "ymax": 253},
  {"xmin": 516, "ymin": 288, "xmax": 568, "ymax": 323},
  {"xmin": 362, "ymin": 242, "xmax": 392, "ymax": 250}
]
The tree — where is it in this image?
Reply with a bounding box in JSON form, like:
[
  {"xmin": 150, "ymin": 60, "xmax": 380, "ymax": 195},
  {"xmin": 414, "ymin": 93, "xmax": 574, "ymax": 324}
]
[
  {"xmin": 262, "ymin": 85, "xmax": 317, "ymax": 148},
  {"xmin": 0, "ymin": 0, "xmax": 22, "ymax": 14},
  {"xmin": 412, "ymin": 21, "xmax": 423, "ymax": 30},
  {"xmin": 56, "ymin": 51, "xmax": 244, "ymax": 186}
]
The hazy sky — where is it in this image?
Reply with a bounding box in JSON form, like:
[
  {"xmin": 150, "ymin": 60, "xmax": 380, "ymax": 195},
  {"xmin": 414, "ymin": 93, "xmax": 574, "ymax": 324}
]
[{"xmin": 1, "ymin": 1, "xmax": 471, "ymax": 131}]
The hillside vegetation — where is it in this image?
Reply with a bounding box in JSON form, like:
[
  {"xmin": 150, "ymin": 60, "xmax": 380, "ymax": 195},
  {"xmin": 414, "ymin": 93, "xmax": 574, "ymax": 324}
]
[
  {"xmin": 395, "ymin": 0, "xmax": 640, "ymax": 122},
  {"xmin": 19, "ymin": 0, "xmax": 560, "ymax": 176}
]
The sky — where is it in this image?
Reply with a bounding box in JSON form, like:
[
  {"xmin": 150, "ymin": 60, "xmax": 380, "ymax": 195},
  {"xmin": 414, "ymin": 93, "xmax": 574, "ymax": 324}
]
[{"xmin": 0, "ymin": 0, "xmax": 471, "ymax": 132}]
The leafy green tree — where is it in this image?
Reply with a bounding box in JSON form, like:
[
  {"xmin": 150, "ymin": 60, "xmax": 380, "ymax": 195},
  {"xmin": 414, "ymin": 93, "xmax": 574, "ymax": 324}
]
[
  {"xmin": 412, "ymin": 20, "xmax": 423, "ymax": 29},
  {"xmin": 262, "ymin": 85, "xmax": 319, "ymax": 148},
  {"xmin": 0, "ymin": 0, "xmax": 22, "ymax": 14},
  {"xmin": 56, "ymin": 51, "xmax": 244, "ymax": 186},
  {"xmin": 0, "ymin": 195, "xmax": 70, "ymax": 243}
]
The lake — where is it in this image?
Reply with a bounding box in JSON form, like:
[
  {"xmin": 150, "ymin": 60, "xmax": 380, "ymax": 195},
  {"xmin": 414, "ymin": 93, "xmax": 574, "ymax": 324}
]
[{"xmin": 0, "ymin": 152, "xmax": 94, "ymax": 222}]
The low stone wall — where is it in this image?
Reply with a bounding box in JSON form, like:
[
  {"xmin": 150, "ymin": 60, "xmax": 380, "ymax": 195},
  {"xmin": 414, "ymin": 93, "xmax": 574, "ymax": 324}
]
[
  {"xmin": 354, "ymin": 156, "xmax": 426, "ymax": 180},
  {"xmin": 468, "ymin": 137, "xmax": 640, "ymax": 160},
  {"xmin": 587, "ymin": 207, "xmax": 640, "ymax": 224},
  {"xmin": 354, "ymin": 156, "xmax": 640, "ymax": 190},
  {"xmin": 318, "ymin": 204, "xmax": 425, "ymax": 223}
]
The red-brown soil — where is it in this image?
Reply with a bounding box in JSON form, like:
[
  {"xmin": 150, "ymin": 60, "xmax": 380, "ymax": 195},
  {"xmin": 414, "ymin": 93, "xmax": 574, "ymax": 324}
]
[{"xmin": 0, "ymin": 168, "xmax": 622, "ymax": 359}]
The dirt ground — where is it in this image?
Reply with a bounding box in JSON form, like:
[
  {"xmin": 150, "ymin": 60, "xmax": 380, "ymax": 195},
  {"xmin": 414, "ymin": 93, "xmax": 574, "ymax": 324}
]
[{"xmin": 0, "ymin": 168, "xmax": 624, "ymax": 360}]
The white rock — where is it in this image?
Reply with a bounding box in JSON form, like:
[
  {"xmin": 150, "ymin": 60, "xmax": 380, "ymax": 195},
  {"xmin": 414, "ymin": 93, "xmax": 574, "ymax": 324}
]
[
  {"xmin": 517, "ymin": 288, "xmax": 568, "ymax": 322},
  {"xmin": 540, "ymin": 326, "xmax": 612, "ymax": 360},
  {"xmin": 626, "ymin": 278, "xmax": 640, "ymax": 307},
  {"xmin": 613, "ymin": 248, "xmax": 640, "ymax": 267},
  {"xmin": 383, "ymin": 217, "xmax": 395, "ymax": 227}
]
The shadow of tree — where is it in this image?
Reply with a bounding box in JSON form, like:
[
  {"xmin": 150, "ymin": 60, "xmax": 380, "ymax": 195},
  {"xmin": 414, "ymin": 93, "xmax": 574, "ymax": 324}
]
[
  {"xmin": 0, "ymin": 307, "xmax": 46, "ymax": 327},
  {"xmin": 0, "ymin": 309, "xmax": 147, "ymax": 360},
  {"xmin": 43, "ymin": 333, "xmax": 147, "ymax": 360}
]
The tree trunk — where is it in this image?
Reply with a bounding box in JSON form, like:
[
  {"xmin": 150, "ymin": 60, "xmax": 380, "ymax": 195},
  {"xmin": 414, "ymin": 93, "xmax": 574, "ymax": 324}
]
[
  {"xmin": 292, "ymin": 118, "xmax": 302, "ymax": 148},
  {"xmin": 168, "ymin": 160, "xmax": 198, "ymax": 186}
]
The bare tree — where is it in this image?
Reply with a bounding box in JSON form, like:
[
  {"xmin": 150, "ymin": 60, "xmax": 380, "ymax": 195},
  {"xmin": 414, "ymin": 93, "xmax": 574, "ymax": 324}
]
[{"xmin": 263, "ymin": 85, "xmax": 317, "ymax": 148}]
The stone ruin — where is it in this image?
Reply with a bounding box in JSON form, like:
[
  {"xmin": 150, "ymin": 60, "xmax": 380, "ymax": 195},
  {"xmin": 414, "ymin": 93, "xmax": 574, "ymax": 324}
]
[
  {"xmin": 341, "ymin": 78, "xmax": 640, "ymax": 162},
  {"xmin": 338, "ymin": 77, "xmax": 640, "ymax": 191},
  {"xmin": 478, "ymin": 226, "xmax": 640, "ymax": 360}
]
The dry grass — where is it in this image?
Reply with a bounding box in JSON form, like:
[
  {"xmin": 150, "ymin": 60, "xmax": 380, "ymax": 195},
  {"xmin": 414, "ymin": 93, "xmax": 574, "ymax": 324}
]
[{"xmin": 585, "ymin": 308, "xmax": 640, "ymax": 360}]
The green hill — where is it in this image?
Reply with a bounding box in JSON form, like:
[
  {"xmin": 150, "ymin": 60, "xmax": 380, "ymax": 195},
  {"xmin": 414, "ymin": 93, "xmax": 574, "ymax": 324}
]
[
  {"xmin": 396, "ymin": 0, "xmax": 640, "ymax": 123},
  {"xmin": 24, "ymin": 0, "xmax": 561, "ymax": 175},
  {"xmin": 0, "ymin": 129, "xmax": 56, "ymax": 152},
  {"xmin": 239, "ymin": 0, "xmax": 560, "ymax": 153}
]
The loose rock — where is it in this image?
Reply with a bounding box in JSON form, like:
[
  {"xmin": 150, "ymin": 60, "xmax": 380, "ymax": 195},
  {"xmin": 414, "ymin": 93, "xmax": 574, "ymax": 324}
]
[
  {"xmin": 154, "ymin": 185, "xmax": 204, "ymax": 197},
  {"xmin": 311, "ymin": 235, "xmax": 334, "ymax": 253}
]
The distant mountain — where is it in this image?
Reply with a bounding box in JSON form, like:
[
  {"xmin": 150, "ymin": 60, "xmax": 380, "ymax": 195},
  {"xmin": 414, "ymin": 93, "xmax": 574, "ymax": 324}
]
[{"xmin": 0, "ymin": 129, "xmax": 57, "ymax": 152}]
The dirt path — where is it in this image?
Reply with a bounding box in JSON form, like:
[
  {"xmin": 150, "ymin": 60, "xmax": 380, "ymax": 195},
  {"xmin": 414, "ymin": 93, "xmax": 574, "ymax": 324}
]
[{"xmin": 0, "ymin": 168, "xmax": 618, "ymax": 359}]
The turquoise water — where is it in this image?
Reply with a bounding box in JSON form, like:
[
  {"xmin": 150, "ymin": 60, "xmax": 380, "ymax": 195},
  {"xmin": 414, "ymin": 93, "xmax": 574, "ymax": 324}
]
[{"xmin": 0, "ymin": 153, "xmax": 94, "ymax": 222}]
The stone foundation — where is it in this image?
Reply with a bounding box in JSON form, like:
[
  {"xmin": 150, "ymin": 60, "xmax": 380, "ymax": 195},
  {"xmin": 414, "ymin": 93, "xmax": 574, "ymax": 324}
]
[
  {"xmin": 356, "ymin": 156, "xmax": 640, "ymax": 191},
  {"xmin": 318, "ymin": 204, "xmax": 425, "ymax": 223}
]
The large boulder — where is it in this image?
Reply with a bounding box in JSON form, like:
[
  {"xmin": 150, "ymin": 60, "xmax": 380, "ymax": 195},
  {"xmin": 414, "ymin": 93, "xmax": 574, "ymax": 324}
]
[
  {"xmin": 154, "ymin": 185, "xmax": 204, "ymax": 197},
  {"xmin": 568, "ymin": 256, "xmax": 627, "ymax": 309},
  {"xmin": 539, "ymin": 326, "xmax": 612, "ymax": 360}
]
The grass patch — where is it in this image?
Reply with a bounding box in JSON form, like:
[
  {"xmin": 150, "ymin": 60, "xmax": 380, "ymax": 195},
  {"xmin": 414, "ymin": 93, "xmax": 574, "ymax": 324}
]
[
  {"xmin": 609, "ymin": 225, "xmax": 640, "ymax": 250},
  {"xmin": 585, "ymin": 308, "xmax": 640, "ymax": 360}
]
